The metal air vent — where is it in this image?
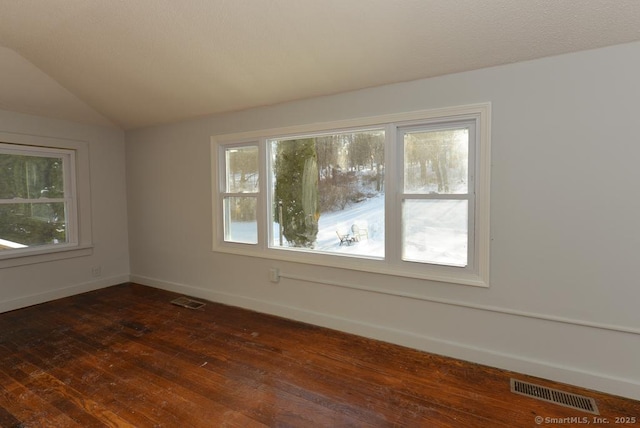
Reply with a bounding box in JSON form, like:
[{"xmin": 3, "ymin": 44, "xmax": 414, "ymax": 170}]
[
  {"xmin": 510, "ymin": 379, "xmax": 599, "ymax": 414},
  {"xmin": 171, "ymin": 296, "xmax": 206, "ymax": 310}
]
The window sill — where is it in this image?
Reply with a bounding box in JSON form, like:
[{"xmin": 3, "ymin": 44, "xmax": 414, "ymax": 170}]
[
  {"xmin": 0, "ymin": 244, "xmax": 94, "ymax": 269},
  {"xmin": 212, "ymin": 244, "xmax": 489, "ymax": 288}
]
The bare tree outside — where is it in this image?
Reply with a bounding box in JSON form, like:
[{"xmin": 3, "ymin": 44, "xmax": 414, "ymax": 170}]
[{"xmin": 404, "ymin": 129, "xmax": 468, "ymax": 194}]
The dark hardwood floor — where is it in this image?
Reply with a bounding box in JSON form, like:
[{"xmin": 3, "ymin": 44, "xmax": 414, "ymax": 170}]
[{"xmin": 0, "ymin": 283, "xmax": 638, "ymax": 427}]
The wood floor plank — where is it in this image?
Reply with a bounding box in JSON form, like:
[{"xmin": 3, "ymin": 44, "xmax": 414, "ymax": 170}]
[
  {"xmin": 27, "ymin": 317, "xmax": 262, "ymax": 427},
  {"xmin": 97, "ymin": 305, "xmax": 501, "ymax": 426},
  {"xmin": 0, "ymin": 360, "xmax": 81, "ymax": 427},
  {"xmin": 0, "ymin": 283, "xmax": 638, "ymax": 427},
  {"xmin": 61, "ymin": 307, "xmax": 383, "ymax": 426}
]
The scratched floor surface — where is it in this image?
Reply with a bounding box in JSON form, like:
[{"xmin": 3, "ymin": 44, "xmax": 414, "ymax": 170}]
[{"xmin": 0, "ymin": 283, "xmax": 638, "ymax": 427}]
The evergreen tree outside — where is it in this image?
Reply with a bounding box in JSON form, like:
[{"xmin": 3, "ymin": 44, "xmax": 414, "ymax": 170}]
[{"xmin": 273, "ymin": 138, "xmax": 319, "ymax": 247}]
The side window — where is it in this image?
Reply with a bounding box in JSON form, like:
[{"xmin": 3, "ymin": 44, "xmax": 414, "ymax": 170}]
[
  {"xmin": 399, "ymin": 122, "xmax": 474, "ymax": 267},
  {"xmin": 0, "ymin": 143, "xmax": 76, "ymax": 252},
  {"xmin": 221, "ymin": 145, "xmax": 259, "ymax": 244}
]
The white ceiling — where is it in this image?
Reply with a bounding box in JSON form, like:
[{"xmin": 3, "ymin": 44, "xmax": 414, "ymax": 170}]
[{"xmin": 1, "ymin": 0, "xmax": 640, "ymax": 130}]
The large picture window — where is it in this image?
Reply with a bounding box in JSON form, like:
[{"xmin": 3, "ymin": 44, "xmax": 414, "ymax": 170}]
[
  {"xmin": 269, "ymin": 129, "xmax": 385, "ymax": 258},
  {"xmin": 212, "ymin": 104, "xmax": 490, "ymax": 286}
]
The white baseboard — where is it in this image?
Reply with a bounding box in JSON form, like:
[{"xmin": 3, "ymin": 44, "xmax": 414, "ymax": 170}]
[
  {"xmin": 131, "ymin": 274, "xmax": 640, "ymax": 400},
  {"xmin": 0, "ymin": 274, "xmax": 130, "ymax": 313}
]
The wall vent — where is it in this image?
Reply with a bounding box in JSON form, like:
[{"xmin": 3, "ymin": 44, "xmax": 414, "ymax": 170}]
[
  {"xmin": 510, "ymin": 379, "xmax": 599, "ymax": 414},
  {"xmin": 171, "ymin": 296, "xmax": 206, "ymax": 310}
]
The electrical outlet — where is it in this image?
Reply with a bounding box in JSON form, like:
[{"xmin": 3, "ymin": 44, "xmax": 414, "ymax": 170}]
[
  {"xmin": 91, "ymin": 266, "xmax": 102, "ymax": 278},
  {"xmin": 269, "ymin": 268, "xmax": 280, "ymax": 283}
]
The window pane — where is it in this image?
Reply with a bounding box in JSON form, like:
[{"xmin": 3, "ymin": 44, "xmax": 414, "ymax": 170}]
[
  {"xmin": 402, "ymin": 199, "xmax": 467, "ymax": 266},
  {"xmin": 270, "ymin": 130, "xmax": 384, "ymax": 257},
  {"xmin": 223, "ymin": 197, "xmax": 257, "ymax": 244},
  {"xmin": 225, "ymin": 146, "xmax": 258, "ymax": 193},
  {"xmin": 404, "ymin": 128, "xmax": 468, "ymax": 194},
  {"xmin": 0, "ymin": 153, "xmax": 65, "ymax": 199},
  {"xmin": 0, "ymin": 202, "xmax": 67, "ymax": 250}
]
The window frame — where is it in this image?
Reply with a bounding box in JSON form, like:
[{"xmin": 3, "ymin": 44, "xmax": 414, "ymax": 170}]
[
  {"xmin": 0, "ymin": 132, "xmax": 93, "ymax": 268},
  {"xmin": 219, "ymin": 143, "xmax": 261, "ymax": 244},
  {"xmin": 397, "ymin": 120, "xmax": 476, "ymax": 268},
  {"xmin": 211, "ymin": 103, "xmax": 490, "ymax": 287},
  {"xmin": 266, "ymin": 125, "xmax": 387, "ymax": 257}
]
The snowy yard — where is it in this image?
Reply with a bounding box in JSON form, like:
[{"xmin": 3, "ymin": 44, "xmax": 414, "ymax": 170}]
[{"xmin": 230, "ymin": 193, "xmax": 467, "ymax": 266}]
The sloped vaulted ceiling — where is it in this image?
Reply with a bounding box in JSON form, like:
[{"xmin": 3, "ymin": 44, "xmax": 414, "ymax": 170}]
[{"xmin": 1, "ymin": 0, "xmax": 640, "ymax": 130}]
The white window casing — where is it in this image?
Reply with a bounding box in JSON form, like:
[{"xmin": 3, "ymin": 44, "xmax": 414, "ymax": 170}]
[
  {"xmin": 0, "ymin": 132, "xmax": 93, "ymax": 268},
  {"xmin": 211, "ymin": 103, "xmax": 490, "ymax": 287}
]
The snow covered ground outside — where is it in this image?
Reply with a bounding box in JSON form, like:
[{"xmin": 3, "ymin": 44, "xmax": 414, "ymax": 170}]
[{"xmin": 229, "ymin": 193, "xmax": 467, "ymax": 266}]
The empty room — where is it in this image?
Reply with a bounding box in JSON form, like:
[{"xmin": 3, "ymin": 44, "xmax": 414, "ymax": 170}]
[{"xmin": 1, "ymin": 1, "xmax": 639, "ymax": 426}]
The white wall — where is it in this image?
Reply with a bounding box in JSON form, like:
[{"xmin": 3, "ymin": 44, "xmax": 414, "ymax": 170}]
[
  {"xmin": 127, "ymin": 41, "xmax": 640, "ymax": 399},
  {"xmin": 0, "ymin": 109, "xmax": 130, "ymax": 309}
]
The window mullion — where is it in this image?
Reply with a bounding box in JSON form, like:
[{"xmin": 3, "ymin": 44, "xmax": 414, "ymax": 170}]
[
  {"xmin": 386, "ymin": 123, "xmax": 400, "ymax": 264},
  {"xmin": 259, "ymin": 138, "xmax": 269, "ymax": 250},
  {"xmin": 222, "ymin": 192, "xmax": 257, "ymax": 198},
  {"xmin": 400, "ymin": 193, "xmax": 470, "ymax": 201}
]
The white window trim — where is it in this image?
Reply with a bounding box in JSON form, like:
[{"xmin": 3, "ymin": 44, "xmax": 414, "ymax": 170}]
[
  {"xmin": 396, "ymin": 120, "xmax": 477, "ymax": 269},
  {"xmin": 0, "ymin": 132, "xmax": 93, "ymax": 268},
  {"xmin": 211, "ymin": 103, "xmax": 490, "ymax": 287}
]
